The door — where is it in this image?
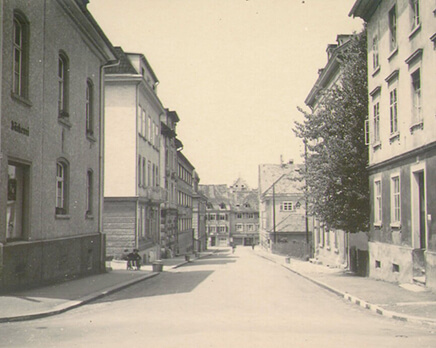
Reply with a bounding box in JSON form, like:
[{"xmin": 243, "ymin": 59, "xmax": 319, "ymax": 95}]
[
  {"xmin": 6, "ymin": 163, "xmax": 28, "ymax": 240},
  {"xmin": 418, "ymin": 171, "xmax": 426, "ymax": 249}
]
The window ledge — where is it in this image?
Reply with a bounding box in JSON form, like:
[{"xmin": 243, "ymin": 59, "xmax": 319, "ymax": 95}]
[
  {"xmin": 389, "ymin": 132, "xmax": 400, "ymax": 144},
  {"xmin": 410, "ymin": 121, "xmax": 423, "ymax": 134},
  {"xmin": 409, "ymin": 24, "xmax": 421, "ymax": 40},
  {"xmin": 55, "ymin": 214, "xmax": 71, "ymax": 220},
  {"xmin": 334, "ymin": 248, "xmax": 339, "ymax": 254},
  {"xmin": 86, "ymin": 213, "xmax": 94, "ymax": 220},
  {"xmin": 11, "ymin": 92, "xmax": 33, "ymax": 107},
  {"xmin": 374, "ymin": 222, "xmax": 382, "ymax": 229},
  {"xmin": 326, "ymin": 246, "xmax": 331, "ymax": 251},
  {"xmin": 373, "ymin": 142, "xmax": 382, "ymax": 151},
  {"xmin": 58, "ymin": 116, "xmax": 72, "ymax": 129},
  {"xmin": 390, "ymin": 222, "xmax": 401, "ymax": 229},
  {"xmin": 371, "ymin": 66, "xmax": 381, "ymax": 77},
  {"xmin": 388, "ymin": 48, "xmax": 398, "ymax": 61},
  {"xmin": 319, "ymin": 244, "xmax": 324, "ymax": 248}
]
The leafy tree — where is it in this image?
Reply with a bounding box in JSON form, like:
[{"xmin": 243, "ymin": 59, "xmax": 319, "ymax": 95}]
[{"xmin": 294, "ymin": 29, "xmax": 369, "ymax": 234}]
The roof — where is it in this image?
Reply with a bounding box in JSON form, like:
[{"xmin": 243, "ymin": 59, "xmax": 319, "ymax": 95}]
[
  {"xmin": 259, "ymin": 163, "xmax": 304, "ymax": 198},
  {"xmin": 105, "ymin": 47, "xmax": 137, "ymax": 75},
  {"xmin": 349, "ymin": 0, "xmax": 381, "ymax": 21},
  {"xmin": 304, "ymin": 35, "xmax": 352, "ymax": 108}
]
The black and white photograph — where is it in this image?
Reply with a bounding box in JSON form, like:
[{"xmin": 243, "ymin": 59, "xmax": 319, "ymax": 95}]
[{"xmin": 0, "ymin": 0, "xmax": 436, "ymax": 347}]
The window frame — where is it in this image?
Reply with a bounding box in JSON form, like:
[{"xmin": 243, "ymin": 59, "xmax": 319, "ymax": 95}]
[
  {"xmin": 411, "ymin": 68, "xmax": 422, "ymax": 125},
  {"xmin": 373, "ymin": 102, "xmax": 380, "ymax": 144},
  {"xmin": 390, "ymin": 174, "xmax": 401, "ymax": 226},
  {"xmin": 86, "ymin": 169, "xmax": 93, "ymax": 217},
  {"xmin": 56, "ymin": 160, "xmax": 69, "ymax": 215},
  {"xmin": 410, "ymin": 0, "xmax": 420, "ymax": 31},
  {"xmin": 374, "ymin": 178, "xmax": 382, "ymax": 226},
  {"xmin": 85, "ymin": 79, "xmax": 94, "ymax": 137},
  {"xmin": 12, "ymin": 12, "xmax": 30, "ymax": 101},
  {"xmin": 389, "ymin": 88, "xmax": 398, "ymax": 135},
  {"xmin": 58, "ymin": 52, "xmax": 69, "ymax": 117},
  {"xmin": 388, "ymin": 5, "xmax": 397, "ymax": 52}
]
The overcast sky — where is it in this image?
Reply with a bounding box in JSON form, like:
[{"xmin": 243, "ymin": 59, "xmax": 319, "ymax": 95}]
[{"xmin": 88, "ymin": 0, "xmax": 363, "ymax": 189}]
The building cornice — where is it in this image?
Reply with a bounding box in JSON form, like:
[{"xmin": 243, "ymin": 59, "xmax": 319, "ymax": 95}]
[{"xmin": 349, "ymin": 0, "xmax": 381, "ymax": 21}]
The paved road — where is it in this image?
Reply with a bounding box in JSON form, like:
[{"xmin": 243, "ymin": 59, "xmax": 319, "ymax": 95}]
[{"xmin": 1, "ymin": 248, "xmax": 435, "ymax": 347}]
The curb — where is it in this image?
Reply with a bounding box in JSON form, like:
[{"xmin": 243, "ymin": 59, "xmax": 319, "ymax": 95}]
[
  {"xmin": 0, "ymin": 272, "xmax": 160, "ymax": 323},
  {"xmin": 171, "ymin": 252, "xmax": 214, "ymax": 269},
  {"xmin": 257, "ymin": 252, "xmax": 436, "ymax": 328}
]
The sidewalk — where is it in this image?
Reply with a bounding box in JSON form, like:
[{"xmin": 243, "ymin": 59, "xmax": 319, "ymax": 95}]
[
  {"xmin": 0, "ymin": 252, "xmax": 212, "ymax": 323},
  {"xmin": 254, "ymin": 248, "xmax": 436, "ymax": 327}
]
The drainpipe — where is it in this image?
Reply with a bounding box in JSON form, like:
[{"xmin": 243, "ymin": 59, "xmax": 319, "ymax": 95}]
[{"xmin": 99, "ymin": 59, "xmax": 119, "ymax": 270}]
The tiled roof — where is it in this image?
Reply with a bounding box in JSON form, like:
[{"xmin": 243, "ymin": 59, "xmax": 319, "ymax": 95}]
[{"xmin": 105, "ymin": 47, "xmax": 138, "ymax": 75}]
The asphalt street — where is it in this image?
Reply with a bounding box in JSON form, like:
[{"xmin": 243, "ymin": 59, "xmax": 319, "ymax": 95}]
[{"xmin": 1, "ymin": 247, "xmax": 435, "ymax": 348}]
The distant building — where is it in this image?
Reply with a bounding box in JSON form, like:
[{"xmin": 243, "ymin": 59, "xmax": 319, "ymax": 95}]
[
  {"xmin": 177, "ymin": 151, "xmax": 195, "ymax": 254},
  {"xmin": 0, "ymin": 0, "xmax": 116, "ymax": 290},
  {"xmin": 258, "ymin": 162, "xmax": 311, "ymax": 258},
  {"xmin": 192, "ymin": 172, "xmax": 208, "ymax": 253},
  {"xmin": 200, "ymin": 179, "xmax": 259, "ymax": 248},
  {"xmin": 350, "ymin": 0, "xmax": 436, "ymax": 289},
  {"xmin": 103, "ymin": 47, "xmax": 165, "ymax": 264}
]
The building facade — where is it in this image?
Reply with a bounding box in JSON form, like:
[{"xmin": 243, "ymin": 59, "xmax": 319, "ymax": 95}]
[
  {"xmin": 176, "ymin": 151, "xmax": 195, "ymax": 255},
  {"xmin": 0, "ymin": 0, "xmax": 116, "ymax": 290},
  {"xmin": 304, "ymin": 34, "xmax": 369, "ymax": 270},
  {"xmin": 258, "ymin": 162, "xmax": 311, "ymax": 259},
  {"xmin": 192, "ymin": 172, "xmax": 208, "ymax": 253},
  {"xmin": 350, "ymin": 0, "xmax": 436, "ymax": 288},
  {"xmin": 103, "ymin": 47, "xmax": 165, "ymax": 264},
  {"xmin": 159, "ymin": 110, "xmax": 180, "ymax": 258}
]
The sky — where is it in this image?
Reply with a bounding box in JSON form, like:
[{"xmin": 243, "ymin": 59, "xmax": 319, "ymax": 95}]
[{"xmin": 88, "ymin": 0, "xmax": 363, "ymax": 189}]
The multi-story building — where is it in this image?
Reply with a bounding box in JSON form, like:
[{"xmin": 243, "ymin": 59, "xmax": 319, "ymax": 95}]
[
  {"xmin": 350, "ymin": 0, "xmax": 436, "ymax": 289},
  {"xmin": 258, "ymin": 162, "xmax": 311, "ymax": 259},
  {"xmin": 103, "ymin": 47, "xmax": 165, "ymax": 264},
  {"xmin": 159, "ymin": 109, "xmax": 180, "ymax": 258},
  {"xmin": 200, "ymin": 179, "xmax": 259, "ymax": 248},
  {"xmin": 192, "ymin": 171, "xmax": 208, "ymax": 253},
  {"xmin": 304, "ymin": 34, "xmax": 369, "ymax": 271},
  {"xmin": 0, "ymin": 0, "xmax": 116, "ymax": 290},
  {"xmin": 176, "ymin": 151, "xmax": 195, "ymax": 254}
]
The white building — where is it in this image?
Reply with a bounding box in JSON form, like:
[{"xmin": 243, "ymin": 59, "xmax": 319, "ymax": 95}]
[
  {"xmin": 103, "ymin": 47, "xmax": 165, "ymax": 264},
  {"xmin": 350, "ymin": 0, "xmax": 436, "ymax": 289}
]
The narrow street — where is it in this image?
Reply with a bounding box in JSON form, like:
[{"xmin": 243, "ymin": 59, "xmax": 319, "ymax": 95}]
[{"xmin": 1, "ymin": 248, "xmax": 435, "ymax": 348}]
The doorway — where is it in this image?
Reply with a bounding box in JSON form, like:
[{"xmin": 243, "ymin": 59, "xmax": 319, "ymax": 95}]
[
  {"xmin": 411, "ymin": 166, "xmax": 426, "ymax": 282},
  {"xmin": 6, "ymin": 162, "xmax": 29, "ymax": 240}
]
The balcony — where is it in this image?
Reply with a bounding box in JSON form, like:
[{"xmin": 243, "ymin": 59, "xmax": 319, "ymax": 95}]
[{"xmin": 141, "ymin": 186, "xmax": 167, "ymax": 203}]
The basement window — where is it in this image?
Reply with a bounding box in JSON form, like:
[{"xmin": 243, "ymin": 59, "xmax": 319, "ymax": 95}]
[
  {"xmin": 375, "ymin": 260, "xmax": 381, "ymax": 269},
  {"xmin": 392, "ymin": 263, "xmax": 400, "ymax": 273}
]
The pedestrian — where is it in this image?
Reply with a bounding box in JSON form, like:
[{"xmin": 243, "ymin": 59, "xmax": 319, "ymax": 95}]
[
  {"xmin": 132, "ymin": 249, "xmax": 142, "ymax": 270},
  {"xmin": 252, "ymin": 243, "xmax": 255, "ymax": 250},
  {"xmin": 232, "ymin": 244, "xmax": 236, "ymax": 254},
  {"xmin": 126, "ymin": 250, "xmax": 135, "ymax": 270}
]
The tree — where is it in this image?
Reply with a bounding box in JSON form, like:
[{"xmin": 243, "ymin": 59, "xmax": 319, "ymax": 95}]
[{"xmin": 294, "ymin": 29, "xmax": 369, "ymax": 234}]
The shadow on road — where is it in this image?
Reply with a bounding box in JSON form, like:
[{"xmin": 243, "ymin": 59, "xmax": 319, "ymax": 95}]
[{"xmin": 96, "ymin": 270, "xmax": 214, "ymax": 303}]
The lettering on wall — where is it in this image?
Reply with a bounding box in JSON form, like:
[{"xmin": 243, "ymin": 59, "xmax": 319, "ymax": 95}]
[{"xmin": 11, "ymin": 121, "xmax": 29, "ymax": 136}]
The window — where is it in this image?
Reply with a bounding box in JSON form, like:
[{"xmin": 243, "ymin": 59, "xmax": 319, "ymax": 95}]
[
  {"xmin": 237, "ymin": 213, "xmax": 242, "ymax": 219},
  {"xmin": 389, "ymin": 88, "xmax": 398, "ymax": 134},
  {"xmin": 85, "ymin": 80, "xmax": 94, "ymax": 136},
  {"xmin": 138, "ymin": 156, "xmax": 142, "ymax": 187},
  {"xmin": 391, "ymin": 176, "xmax": 401, "ymax": 224},
  {"xmin": 411, "ymin": 0, "xmax": 420, "ymax": 30},
  {"xmin": 280, "ymin": 202, "xmax": 293, "ymax": 211},
  {"xmin": 389, "ymin": 6, "xmax": 397, "ymax": 52},
  {"xmin": 56, "ymin": 161, "xmax": 68, "ymax": 215},
  {"xmin": 373, "ymin": 102, "xmax": 380, "ymax": 143},
  {"xmin": 372, "ymin": 35, "xmax": 379, "ymax": 70},
  {"xmin": 411, "ymin": 69, "xmax": 422, "ymax": 124},
  {"xmin": 142, "ymin": 157, "xmax": 146, "ymax": 187},
  {"xmin": 374, "ymin": 180, "xmax": 382, "ymax": 225},
  {"xmin": 236, "ymin": 224, "xmax": 243, "ymax": 232},
  {"xmin": 58, "ymin": 53, "xmax": 69, "ymax": 117},
  {"xmin": 12, "ymin": 13, "xmax": 29, "ymax": 98},
  {"xmin": 86, "ymin": 170, "xmax": 93, "ymax": 216},
  {"xmin": 248, "ymin": 224, "xmax": 254, "ymax": 232}
]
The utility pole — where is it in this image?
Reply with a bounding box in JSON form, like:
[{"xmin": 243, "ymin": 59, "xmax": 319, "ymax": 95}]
[{"xmin": 272, "ymin": 182, "xmax": 276, "ymax": 245}]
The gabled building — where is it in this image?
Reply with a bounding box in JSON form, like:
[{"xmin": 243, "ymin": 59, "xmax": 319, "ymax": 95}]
[
  {"xmin": 103, "ymin": 47, "xmax": 165, "ymax": 264},
  {"xmin": 258, "ymin": 162, "xmax": 311, "ymax": 259},
  {"xmin": 350, "ymin": 0, "xmax": 436, "ymax": 289},
  {"xmin": 0, "ymin": 0, "xmax": 116, "ymax": 291}
]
